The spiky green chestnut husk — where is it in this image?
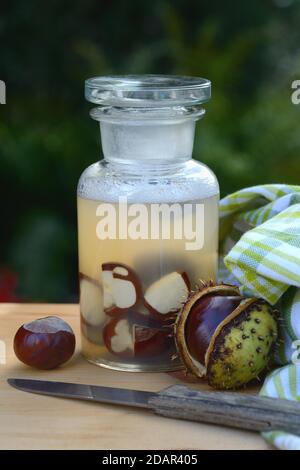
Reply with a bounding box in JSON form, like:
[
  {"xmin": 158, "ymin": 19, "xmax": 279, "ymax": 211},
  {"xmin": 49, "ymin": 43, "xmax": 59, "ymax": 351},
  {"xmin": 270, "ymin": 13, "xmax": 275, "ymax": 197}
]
[
  {"xmin": 206, "ymin": 299, "xmax": 278, "ymax": 390},
  {"xmin": 175, "ymin": 283, "xmax": 278, "ymax": 390}
]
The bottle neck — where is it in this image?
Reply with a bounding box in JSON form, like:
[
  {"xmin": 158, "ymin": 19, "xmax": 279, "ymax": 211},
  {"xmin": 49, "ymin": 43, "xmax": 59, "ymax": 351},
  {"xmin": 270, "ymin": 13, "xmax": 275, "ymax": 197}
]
[{"xmin": 99, "ymin": 119, "xmax": 196, "ymax": 167}]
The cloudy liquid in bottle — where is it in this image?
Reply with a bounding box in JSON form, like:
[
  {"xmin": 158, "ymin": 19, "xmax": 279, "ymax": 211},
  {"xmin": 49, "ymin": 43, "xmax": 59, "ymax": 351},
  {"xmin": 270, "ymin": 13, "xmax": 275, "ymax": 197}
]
[{"xmin": 78, "ymin": 193, "xmax": 218, "ymax": 372}]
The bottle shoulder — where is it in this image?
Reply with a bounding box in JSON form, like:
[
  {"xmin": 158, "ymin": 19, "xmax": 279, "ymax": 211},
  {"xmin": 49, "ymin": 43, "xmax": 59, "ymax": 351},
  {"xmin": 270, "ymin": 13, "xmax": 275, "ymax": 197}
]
[
  {"xmin": 186, "ymin": 159, "xmax": 219, "ymax": 190},
  {"xmin": 77, "ymin": 159, "xmax": 219, "ymax": 203}
]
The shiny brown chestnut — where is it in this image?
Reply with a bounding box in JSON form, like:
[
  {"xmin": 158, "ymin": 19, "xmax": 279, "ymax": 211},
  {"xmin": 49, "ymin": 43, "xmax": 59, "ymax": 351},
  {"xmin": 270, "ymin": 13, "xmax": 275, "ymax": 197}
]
[
  {"xmin": 14, "ymin": 316, "xmax": 76, "ymax": 369},
  {"xmin": 185, "ymin": 294, "xmax": 243, "ymax": 365}
]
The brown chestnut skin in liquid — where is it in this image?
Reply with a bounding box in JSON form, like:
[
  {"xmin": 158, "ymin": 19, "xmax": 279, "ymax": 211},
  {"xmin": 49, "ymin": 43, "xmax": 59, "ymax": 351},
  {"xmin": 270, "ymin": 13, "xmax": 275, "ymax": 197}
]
[
  {"xmin": 103, "ymin": 312, "xmax": 170, "ymax": 359},
  {"xmin": 134, "ymin": 324, "xmax": 170, "ymax": 358},
  {"xmin": 14, "ymin": 319, "xmax": 76, "ymax": 370},
  {"xmin": 185, "ymin": 295, "xmax": 242, "ymax": 365}
]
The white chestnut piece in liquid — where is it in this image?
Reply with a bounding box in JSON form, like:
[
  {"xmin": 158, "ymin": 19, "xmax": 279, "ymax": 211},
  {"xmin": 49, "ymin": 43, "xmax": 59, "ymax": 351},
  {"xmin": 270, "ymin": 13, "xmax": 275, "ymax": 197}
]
[
  {"xmin": 103, "ymin": 315, "xmax": 170, "ymax": 359},
  {"xmin": 102, "ymin": 263, "xmax": 143, "ymax": 317},
  {"xmin": 14, "ymin": 316, "xmax": 76, "ymax": 369},
  {"xmin": 144, "ymin": 271, "xmax": 190, "ymax": 320},
  {"xmin": 80, "ymin": 274, "xmax": 105, "ymax": 326}
]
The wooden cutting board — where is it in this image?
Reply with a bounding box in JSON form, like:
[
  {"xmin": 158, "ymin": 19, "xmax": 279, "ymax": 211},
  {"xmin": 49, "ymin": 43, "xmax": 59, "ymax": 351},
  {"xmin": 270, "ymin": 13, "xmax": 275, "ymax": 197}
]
[{"xmin": 0, "ymin": 303, "xmax": 271, "ymax": 450}]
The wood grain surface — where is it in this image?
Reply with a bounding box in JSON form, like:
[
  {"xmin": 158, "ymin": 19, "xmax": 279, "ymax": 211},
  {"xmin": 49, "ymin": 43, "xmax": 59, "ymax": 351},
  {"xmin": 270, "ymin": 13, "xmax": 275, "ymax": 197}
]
[{"xmin": 0, "ymin": 303, "xmax": 272, "ymax": 450}]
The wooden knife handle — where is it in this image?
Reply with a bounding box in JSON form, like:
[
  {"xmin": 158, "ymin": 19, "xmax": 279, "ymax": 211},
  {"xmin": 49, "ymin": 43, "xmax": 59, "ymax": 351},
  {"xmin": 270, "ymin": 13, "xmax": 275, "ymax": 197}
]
[{"xmin": 148, "ymin": 385, "xmax": 300, "ymax": 434}]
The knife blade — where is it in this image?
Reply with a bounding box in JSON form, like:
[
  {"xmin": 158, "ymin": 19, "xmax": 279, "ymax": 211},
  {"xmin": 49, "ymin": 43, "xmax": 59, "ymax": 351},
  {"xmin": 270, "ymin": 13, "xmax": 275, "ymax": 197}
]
[
  {"xmin": 7, "ymin": 378, "xmax": 153, "ymax": 408},
  {"xmin": 7, "ymin": 378, "xmax": 300, "ymax": 435}
]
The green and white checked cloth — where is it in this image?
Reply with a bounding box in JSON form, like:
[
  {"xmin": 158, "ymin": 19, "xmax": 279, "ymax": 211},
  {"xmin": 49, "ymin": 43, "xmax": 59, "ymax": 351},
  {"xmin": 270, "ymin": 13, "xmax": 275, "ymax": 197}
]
[
  {"xmin": 260, "ymin": 364, "xmax": 300, "ymax": 450},
  {"xmin": 219, "ymin": 184, "xmax": 300, "ymax": 450}
]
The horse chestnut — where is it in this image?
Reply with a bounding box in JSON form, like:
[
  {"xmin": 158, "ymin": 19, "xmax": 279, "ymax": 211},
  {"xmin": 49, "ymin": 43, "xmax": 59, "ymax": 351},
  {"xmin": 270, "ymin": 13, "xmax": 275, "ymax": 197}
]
[
  {"xmin": 14, "ymin": 316, "xmax": 76, "ymax": 369},
  {"xmin": 175, "ymin": 282, "xmax": 278, "ymax": 389},
  {"xmin": 103, "ymin": 315, "xmax": 170, "ymax": 359},
  {"xmin": 144, "ymin": 271, "xmax": 190, "ymax": 320},
  {"xmin": 185, "ymin": 294, "xmax": 242, "ymax": 365},
  {"xmin": 80, "ymin": 273, "xmax": 105, "ymax": 327},
  {"xmin": 102, "ymin": 263, "xmax": 143, "ymax": 317}
]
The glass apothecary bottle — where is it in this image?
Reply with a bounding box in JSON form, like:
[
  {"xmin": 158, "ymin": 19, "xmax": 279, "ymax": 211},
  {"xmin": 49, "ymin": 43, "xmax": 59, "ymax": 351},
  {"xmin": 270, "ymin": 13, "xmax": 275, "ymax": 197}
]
[{"xmin": 78, "ymin": 75, "xmax": 219, "ymax": 372}]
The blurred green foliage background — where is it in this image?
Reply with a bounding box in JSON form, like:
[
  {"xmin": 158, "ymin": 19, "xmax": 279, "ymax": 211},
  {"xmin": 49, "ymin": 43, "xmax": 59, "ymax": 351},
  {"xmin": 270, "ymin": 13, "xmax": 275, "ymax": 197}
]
[{"xmin": 0, "ymin": 0, "xmax": 300, "ymax": 302}]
